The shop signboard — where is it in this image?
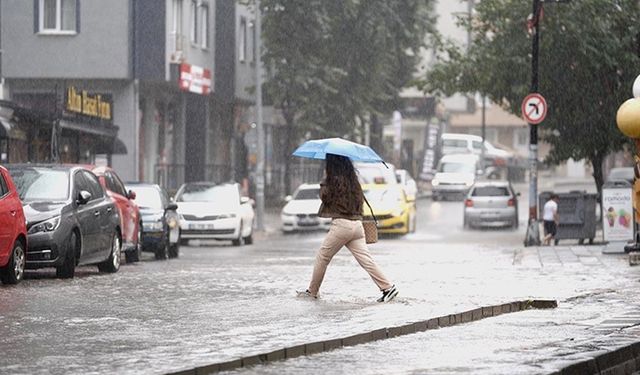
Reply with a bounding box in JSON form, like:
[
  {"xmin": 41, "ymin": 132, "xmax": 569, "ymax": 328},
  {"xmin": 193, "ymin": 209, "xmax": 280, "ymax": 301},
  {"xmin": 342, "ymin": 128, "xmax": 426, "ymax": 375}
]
[
  {"xmin": 65, "ymin": 86, "xmax": 113, "ymax": 123},
  {"xmin": 179, "ymin": 63, "xmax": 212, "ymax": 95}
]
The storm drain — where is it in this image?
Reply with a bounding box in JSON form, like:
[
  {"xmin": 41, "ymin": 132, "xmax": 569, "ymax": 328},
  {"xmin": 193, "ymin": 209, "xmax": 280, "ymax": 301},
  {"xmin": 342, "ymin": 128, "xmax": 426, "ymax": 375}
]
[{"xmin": 165, "ymin": 299, "xmax": 557, "ymax": 375}]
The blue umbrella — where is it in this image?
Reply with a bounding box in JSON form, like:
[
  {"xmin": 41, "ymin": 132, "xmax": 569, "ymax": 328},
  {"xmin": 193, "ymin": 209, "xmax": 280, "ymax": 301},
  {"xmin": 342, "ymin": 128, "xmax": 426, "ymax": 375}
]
[{"xmin": 292, "ymin": 137, "xmax": 385, "ymax": 163}]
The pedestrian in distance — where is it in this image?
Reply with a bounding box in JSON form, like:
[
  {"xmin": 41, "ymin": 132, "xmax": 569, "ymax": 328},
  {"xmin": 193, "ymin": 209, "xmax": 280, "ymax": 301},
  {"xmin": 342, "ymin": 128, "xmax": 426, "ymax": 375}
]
[
  {"xmin": 542, "ymin": 193, "xmax": 560, "ymax": 246},
  {"xmin": 297, "ymin": 153, "xmax": 398, "ymax": 303}
]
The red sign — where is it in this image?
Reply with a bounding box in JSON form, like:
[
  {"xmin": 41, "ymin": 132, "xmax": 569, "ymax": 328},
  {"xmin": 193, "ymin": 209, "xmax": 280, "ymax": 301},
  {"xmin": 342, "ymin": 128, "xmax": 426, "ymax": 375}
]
[
  {"xmin": 521, "ymin": 93, "xmax": 547, "ymax": 124},
  {"xmin": 179, "ymin": 63, "xmax": 212, "ymax": 95}
]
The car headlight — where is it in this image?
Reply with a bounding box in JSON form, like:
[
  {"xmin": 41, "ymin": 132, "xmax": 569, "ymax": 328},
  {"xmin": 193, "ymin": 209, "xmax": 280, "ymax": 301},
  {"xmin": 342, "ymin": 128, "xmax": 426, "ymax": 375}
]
[
  {"xmin": 432, "ymin": 179, "xmax": 440, "ymax": 186},
  {"xmin": 393, "ymin": 209, "xmax": 405, "ymax": 217},
  {"xmin": 282, "ymin": 212, "xmax": 294, "ymax": 217},
  {"xmin": 28, "ymin": 216, "xmax": 61, "ymax": 234},
  {"xmin": 143, "ymin": 221, "xmax": 164, "ymax": 232},
  {"xmin": 465, "ymin": 180, "xmax": 474, "ymax": 187}
]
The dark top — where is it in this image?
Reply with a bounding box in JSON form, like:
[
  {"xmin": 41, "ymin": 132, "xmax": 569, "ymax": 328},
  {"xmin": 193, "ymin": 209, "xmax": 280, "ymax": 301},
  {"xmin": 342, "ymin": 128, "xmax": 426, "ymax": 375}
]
[{"xmin": 317, "ymin": 180, "xmax": 363, "ymax": 220}]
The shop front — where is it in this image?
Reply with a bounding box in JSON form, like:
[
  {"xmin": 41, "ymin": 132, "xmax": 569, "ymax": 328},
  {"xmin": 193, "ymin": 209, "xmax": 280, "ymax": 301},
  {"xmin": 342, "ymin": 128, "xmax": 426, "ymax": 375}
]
[{"xmin": 1, "ymin": 85, "xmax": 126, "ymax": 165}]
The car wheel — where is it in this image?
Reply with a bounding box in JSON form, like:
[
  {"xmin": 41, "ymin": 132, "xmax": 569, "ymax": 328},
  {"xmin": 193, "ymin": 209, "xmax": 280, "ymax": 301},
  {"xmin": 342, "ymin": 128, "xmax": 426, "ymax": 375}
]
[
  {"xmin": 56, "ymin": 232, "xmax": 78, "ymax": 279},
  {"xmin": 232, "ymin": 221, "xmax": 245, "ymax": 246},
  {"xmin": 179, "ymin": 238, "xmax": 190, "ymax": 246},
  {"xmin": 243, "ymin": 222, "xmax": 254, "ymax": 245},
  {"xmin": 463, "ymin": 215, "xmax": 470, "ymax": 230},
  {"xmin": 0, "ymin": 240, "xmax": 26, "ymax": 284},
  {"xmin": 98, "ymin": 231, "xmax": 121, "ymax": 273},
  {"xmin": 432, "ymin": 194, "xmax": 439, "ymax": 201},
  {"xmin": 155, "ymin": 235, "xmax": 169, "ymax": 260}
]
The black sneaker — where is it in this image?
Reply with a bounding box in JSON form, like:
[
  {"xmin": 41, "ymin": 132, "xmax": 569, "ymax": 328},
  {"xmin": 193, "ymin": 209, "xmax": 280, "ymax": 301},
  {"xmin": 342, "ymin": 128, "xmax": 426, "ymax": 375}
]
[
  {"xmin": 377, "ymin": 285, "xmax": 398, "ymax": 303},
  {"xmin": 296, "ymin": 289, "xmax": 317, "ymax": 299}
]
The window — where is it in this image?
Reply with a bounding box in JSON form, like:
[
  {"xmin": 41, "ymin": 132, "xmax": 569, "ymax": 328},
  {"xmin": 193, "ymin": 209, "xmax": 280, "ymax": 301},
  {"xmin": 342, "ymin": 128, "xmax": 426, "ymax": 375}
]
[
  {"xmin": 200, "ymin": 3, "xmax": 209, "ymax": 48},
  {"xmin": 190, "ymin": 0, "xmax": 198, "ymax": 44},
  {"xmin": 248, "ymin": 20, "xmax": 255, "ymax": 62},
  {"xmin": 0, "ymin": 173, "xmax": 8, "ymax": 197},
  {"xmin": 109, "ymin": 172, "xmax": 128, "ymax": 197},
  {"xmin": 239, "ymin": 17, "xmax": 247, "ymax": 62},
  {"xmin": 80, "ymin": 171, "xmax": 104, "ymax": 200},
  {"xmin": 173, "ymin": 0, "xmax": 183, "ymax": 34},
  {"xmin": 38, "ymin": 0, "xmax": 77, "ymax": 33}
]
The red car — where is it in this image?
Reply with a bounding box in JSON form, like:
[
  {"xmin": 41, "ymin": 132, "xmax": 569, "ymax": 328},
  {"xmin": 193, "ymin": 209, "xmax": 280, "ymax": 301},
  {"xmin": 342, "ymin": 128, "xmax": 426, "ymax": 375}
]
[
  {"xmin": 0, "ymin": 165, "xmax": 27, "ymax": 284},
  {"xmin": 84, "ymin": 166, "xmax": 142, "ymax": 263}
]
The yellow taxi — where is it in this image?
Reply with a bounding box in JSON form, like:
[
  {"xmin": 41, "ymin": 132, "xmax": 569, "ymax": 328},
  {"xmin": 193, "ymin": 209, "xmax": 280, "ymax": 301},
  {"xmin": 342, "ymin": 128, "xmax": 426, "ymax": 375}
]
[{"xmin": 362, "ymin": 183, "xmax": 416, "ymax": 235}]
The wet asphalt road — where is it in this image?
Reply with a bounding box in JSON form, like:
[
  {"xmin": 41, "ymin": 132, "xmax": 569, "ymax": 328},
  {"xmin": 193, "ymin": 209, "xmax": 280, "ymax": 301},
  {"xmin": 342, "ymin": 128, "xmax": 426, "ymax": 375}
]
[{"xmin": 0, "ymin": 187, "xmax": 637, "ymax": 374}]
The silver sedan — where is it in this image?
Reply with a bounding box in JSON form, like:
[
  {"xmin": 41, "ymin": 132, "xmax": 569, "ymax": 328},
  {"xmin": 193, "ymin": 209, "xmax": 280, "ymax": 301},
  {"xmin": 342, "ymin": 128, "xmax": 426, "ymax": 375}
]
[{"xmin": 463, "ymin": 181, "xmax": 519, "ymax": 229}]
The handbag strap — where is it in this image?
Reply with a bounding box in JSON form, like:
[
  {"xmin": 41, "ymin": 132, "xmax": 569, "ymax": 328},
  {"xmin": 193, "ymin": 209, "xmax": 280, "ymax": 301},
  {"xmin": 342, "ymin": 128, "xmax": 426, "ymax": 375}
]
[{"xmin": 362, "ymin": 193, "xmax": 377, "ymax": 224}]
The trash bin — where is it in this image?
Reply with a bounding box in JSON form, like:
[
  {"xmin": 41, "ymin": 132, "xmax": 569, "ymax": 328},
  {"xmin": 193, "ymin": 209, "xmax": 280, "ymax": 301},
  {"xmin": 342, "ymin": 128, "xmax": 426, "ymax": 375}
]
[{"xmin": 539, "ymin": 190, "xmax": 598, "ymax": 245}]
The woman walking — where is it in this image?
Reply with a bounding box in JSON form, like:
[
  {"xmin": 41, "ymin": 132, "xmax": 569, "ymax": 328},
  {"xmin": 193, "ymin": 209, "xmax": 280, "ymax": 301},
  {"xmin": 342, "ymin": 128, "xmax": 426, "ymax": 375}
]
[{"xmin": 298, "ymin": 153, "xmax": 398, "ymax": 303}]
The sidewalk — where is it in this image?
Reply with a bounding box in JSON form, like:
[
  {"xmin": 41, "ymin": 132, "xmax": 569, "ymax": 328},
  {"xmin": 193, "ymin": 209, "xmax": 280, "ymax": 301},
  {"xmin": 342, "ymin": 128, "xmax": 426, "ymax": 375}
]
[{"xmin": 162, "ymin": 237, "xmax": 640, "ymax": 375}]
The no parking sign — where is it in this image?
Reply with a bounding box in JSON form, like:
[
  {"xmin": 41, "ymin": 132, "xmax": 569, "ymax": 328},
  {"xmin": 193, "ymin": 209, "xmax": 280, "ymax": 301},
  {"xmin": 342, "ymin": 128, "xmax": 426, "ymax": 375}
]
[{"xmin": 521, "ymin": 93, "xmax": 547, "ymax": 124}]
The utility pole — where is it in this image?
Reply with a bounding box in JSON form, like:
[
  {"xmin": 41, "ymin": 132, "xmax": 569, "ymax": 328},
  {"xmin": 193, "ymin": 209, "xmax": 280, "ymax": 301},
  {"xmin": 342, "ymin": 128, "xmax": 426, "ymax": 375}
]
[
  {"xmin": 255, "ymin": 0, "xmax": 265, "ymax": 231},
  {"xmin": 525, "ymin": 0, "xmax": 542, "ymax": 246}
]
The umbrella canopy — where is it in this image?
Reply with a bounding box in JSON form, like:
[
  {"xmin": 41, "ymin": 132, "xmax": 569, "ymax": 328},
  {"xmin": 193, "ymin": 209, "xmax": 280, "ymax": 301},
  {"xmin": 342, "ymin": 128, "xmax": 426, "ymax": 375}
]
[{"xmin": 292, "ymin": 138, "xmax": 384, "ymax": 163}]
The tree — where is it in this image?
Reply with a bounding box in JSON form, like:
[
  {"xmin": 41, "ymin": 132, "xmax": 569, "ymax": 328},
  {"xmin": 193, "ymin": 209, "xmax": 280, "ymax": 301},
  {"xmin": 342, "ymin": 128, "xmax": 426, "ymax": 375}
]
[
  {"xmin": 262, "ymin": 0, "xmax": 436, "ymax": 193},
  {"xmin": 420, "ymin": 0, "xmax": 640, "ymax": 196}
]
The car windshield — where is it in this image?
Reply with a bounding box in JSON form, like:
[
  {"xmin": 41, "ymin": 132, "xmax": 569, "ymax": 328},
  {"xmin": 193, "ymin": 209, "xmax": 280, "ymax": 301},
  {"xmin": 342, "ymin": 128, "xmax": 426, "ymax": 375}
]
[
  {"xmin": 176, "ymin": 184, "xmax": 239, "ymax": 207},
  {"xmin": 439, "ymin": 162, "xmax": 475, "ymax": 174},
  {"xmin": 356, "ymin": 165, "xmax": 397, "ymax": 184},
  {"xmin": 127, "ymin": 186, "xmax": 163, "ymax": 209},
  {"xmin": 364, "ymin": 188, "xmax": 402, "ymax": 203},
  {"xmin": 9, "ymin": 167, "xmax": 69, "ymax": 202},
  {"xmin": 472, "ymin": 186, "xmax": 510, "ymax": 197},
  {"xmin": 294, "ymin": 188, "xmax": 320, "ymax": 200}
]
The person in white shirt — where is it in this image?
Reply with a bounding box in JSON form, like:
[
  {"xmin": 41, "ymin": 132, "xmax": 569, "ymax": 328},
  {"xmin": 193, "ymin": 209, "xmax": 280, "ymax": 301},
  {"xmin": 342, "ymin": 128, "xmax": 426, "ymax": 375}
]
[{"xmin": 542, "ymin": 194, "xmax": 560, "ymax": 246}]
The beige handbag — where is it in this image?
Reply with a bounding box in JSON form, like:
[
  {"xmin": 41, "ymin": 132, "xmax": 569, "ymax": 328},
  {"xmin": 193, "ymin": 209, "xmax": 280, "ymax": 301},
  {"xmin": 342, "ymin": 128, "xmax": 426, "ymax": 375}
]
[{"xmin": 362, "ymin": 195, "xmax": 378, "ymax": 244}]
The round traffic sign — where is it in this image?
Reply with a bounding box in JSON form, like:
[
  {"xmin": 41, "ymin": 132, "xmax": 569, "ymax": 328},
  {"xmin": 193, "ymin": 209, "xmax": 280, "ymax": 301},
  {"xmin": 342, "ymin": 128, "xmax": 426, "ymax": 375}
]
[{"xmin": 521, "ymin": 93, "xmax": 547, "ymax": 124}]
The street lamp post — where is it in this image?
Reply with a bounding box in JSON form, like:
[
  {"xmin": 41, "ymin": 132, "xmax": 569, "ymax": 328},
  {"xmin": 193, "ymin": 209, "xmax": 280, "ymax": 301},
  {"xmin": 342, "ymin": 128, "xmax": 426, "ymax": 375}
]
[{"xmin": 255, "ymin": 0, "xmax": 265, "ymax": 231}]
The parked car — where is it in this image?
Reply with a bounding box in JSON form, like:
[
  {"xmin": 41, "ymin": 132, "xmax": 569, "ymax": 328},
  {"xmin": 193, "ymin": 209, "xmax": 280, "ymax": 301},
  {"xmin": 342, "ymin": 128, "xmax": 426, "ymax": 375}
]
[
  {"xmin": 362, "ymin": 183, "xmax": 416, "ymax": 235},
  {"xmin": 463, "ymin": 181, "xmax": 519, "ymax": 229},
  {"xmin": 281, "ymin": 183, "xmax": 331, "ymax": 232},
  {"xmin": 85, "ymin": 166, "xmax": 142, "ymax": 263},
  {"xmin": 396, "ymin": 169, "xmax": 418, "ymax": 201},
  {"xmin": 7, "ymin": 165, "xmax": 121, "ymax": 278},
  {"xmin": 125, "ymin": 183, "xmax": 180, "ymax": 259},
  {"xmin": 175, "ymin": 182, "xmax": 255, "ymax": 246},
  {"xmin": 0, "ymin": 166, "xmax": 27, "ymax": 284},
  {"xmin": 432, "ymin": 154, "xmax": 480, "ymax": 201},
  {"xmin": 607, "ymin": 167, "xmax": 634, "ymax": 185}
]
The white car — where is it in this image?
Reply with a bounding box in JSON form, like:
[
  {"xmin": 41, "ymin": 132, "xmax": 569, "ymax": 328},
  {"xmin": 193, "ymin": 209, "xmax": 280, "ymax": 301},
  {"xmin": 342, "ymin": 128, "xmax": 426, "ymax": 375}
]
[
  {"xmin": 440, "ymin": 133, "xmax": 513, "ymax": 169},
  {"xmin": 395, "ymin": 169, "xmax": 418, "ymax": 201},
  {"xmin": 431, "ymin": 154, "xmax": 480, "ymax": 201},
  {"xmin": 281, "ymin": 184, "xmax": 331, "ymax": 232},
  {"xmin": 175, "ymin": 182, "xmax": 254, "ymax": 246}
]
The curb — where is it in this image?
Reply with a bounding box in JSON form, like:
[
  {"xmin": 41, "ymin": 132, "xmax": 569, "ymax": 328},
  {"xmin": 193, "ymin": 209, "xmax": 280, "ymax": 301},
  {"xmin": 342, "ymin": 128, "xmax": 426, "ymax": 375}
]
[
  {"xmin": 550, "ymin": 341, "xmax": 640, "ymax": 375},
  {"xmin": 165, "ymin": 299, "xmax": 557, "ymax": 375}
]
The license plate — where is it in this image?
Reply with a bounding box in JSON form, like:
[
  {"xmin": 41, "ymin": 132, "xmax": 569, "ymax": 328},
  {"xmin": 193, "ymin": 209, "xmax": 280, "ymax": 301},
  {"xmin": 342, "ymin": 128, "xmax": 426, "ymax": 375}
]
[
  {"xmin": 300, "ymin": 219, "xmax": 318, "ymax": 225},
  {"xmin": 190, "ymin": 223, "xmax": 214, "ymax": 230}
]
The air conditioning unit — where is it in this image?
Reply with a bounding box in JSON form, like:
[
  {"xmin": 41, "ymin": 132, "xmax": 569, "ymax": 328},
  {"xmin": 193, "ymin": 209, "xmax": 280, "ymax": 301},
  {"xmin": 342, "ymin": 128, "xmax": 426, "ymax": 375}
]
[{"xmin": 169, "ymin": 32, "xmax": 186, "ymax": 63}]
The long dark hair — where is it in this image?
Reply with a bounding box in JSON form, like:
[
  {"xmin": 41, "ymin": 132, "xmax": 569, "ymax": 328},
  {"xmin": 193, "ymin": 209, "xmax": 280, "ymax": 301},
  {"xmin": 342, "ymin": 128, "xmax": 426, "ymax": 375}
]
[{"xmin": 324, "ymin": 153, "xmax": 363, "ymax": 213}]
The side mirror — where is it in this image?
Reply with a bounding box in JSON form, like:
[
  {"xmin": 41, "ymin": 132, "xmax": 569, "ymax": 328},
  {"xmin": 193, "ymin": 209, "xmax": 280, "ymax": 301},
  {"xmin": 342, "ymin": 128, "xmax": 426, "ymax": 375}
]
[
  {"xmin": 77, "ymin": 190, "xmax": 92, "ymax": 205},
  {"xmin": 240, "ymin": 196, "xmax": 251, "ymax": 204},
  {"xmin": 127, "ymin": 190, "xmax": 137, "ymax": 200},
  {"xmin": 166, "ymin": 202, "xmax": 178, "ymax": 211},
  {"xmin": 284, "ymin": 195, "xmax": 293, "ymax": 202},
  {"xmin": 516, "ymin": 192, "xmax": 521, "ymax": 197}
]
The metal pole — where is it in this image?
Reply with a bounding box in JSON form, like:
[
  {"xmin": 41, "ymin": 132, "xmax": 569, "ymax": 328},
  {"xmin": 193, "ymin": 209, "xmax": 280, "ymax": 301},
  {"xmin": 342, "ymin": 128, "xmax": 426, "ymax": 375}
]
[
  {"xmin": 255, "ymin": 0, "xmax": 265, "ymax": 231},
  {"xmin": 481, "ymin": 95, "xmax": 486, "ymax": 173},
  {"xmin": 525, "ymin": 0, "xmax": 541, "ymax": 246}
]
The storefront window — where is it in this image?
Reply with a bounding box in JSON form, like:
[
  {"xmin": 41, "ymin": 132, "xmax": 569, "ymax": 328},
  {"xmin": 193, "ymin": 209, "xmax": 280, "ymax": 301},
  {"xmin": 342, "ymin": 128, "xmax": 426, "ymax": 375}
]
[{"xmin": 38, "ymin": 0, "xmax": 77, "ymax": 33}]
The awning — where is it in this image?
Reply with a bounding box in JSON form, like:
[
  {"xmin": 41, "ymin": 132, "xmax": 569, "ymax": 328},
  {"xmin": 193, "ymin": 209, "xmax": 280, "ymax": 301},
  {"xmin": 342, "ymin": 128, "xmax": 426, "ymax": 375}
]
[
  {"xmin": 112, "ymin": 137, "xmax": 128, "ymax": 154},
  {"xmin": 59, "ymin": 119, "xmax": 119, "ymax": 138},
  {"xmin": 0, "ymin": 116, "xmax": 12, "ymax": 138}
]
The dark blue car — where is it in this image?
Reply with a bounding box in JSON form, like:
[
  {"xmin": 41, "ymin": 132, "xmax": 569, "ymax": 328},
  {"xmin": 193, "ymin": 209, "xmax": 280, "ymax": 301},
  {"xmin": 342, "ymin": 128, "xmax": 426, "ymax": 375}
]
[{"xmin": 124, "ymin": 183, "xmax": 180, "ymax": 260}]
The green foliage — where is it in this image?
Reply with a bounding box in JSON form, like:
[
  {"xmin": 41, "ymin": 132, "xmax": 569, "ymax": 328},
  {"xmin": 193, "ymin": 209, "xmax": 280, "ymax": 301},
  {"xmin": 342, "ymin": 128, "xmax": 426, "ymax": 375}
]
[
  {"xmin": 262, "ymin": 0, "xmax": 437, "ymax": 139},
  {"xmin": 420, "ymin": 0, "xmax": 640, "ymax": 188}
]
